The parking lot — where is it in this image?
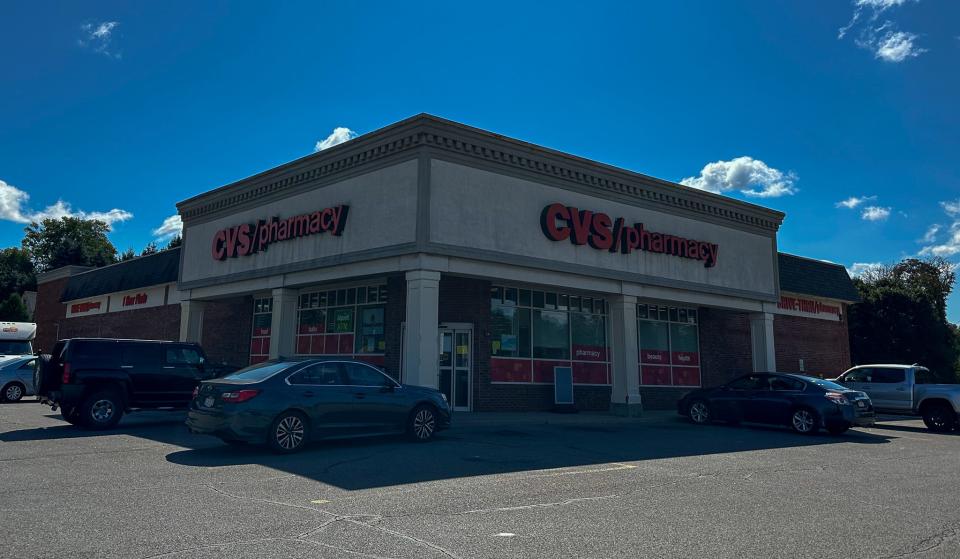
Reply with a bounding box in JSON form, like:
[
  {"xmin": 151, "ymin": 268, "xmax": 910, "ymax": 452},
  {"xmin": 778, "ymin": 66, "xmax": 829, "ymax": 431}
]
[{"xmin": 1, "ymin": 400, "xmax": 958, "ymax": 559}]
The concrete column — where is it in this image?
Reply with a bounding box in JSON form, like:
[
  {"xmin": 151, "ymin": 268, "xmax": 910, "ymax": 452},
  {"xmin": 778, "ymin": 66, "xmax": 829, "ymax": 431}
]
[
  {"xmin": 609, "ymin": 294, "xmax": 643, "ymax": 416},
  {"xmin": 179, "ymin": 300, "xmax": 206, "ymax": 343},
  {"xmin": 269, "ymin": 288, "xmax": 299, "ymax": 359},
  {"xmin": 402, "ymin": 270, "xmax": 441, "ymax": 389},
  {"xmin": 749, "ymin": 312, "xmax": 777, "ymax": 372}
]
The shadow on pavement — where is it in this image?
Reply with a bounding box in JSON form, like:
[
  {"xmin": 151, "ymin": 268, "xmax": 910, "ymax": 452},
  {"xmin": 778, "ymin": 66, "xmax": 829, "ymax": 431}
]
[
  {"xmin": 166, "ymin": 419, "xmax": 895, "ymax": 490},
  {"xmin": 3, "ymin": 406, "xmax": 900, "ymax": 490}
]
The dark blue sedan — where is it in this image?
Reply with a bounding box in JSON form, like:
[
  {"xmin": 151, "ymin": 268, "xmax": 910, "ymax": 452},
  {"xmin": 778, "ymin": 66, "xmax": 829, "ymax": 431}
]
[
  {"xmin": 677, "ymin": 373, "xmax": 876, "ymax": 435},
  {"xmin": 186, "ymin": 358, "xmax": 451, "ymax": 452}
]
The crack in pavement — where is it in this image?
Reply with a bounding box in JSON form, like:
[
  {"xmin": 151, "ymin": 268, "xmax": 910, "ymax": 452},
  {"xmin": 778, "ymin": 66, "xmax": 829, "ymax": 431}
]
[
  {"xmin": 148, "ymin": 483, "xmax": 465, "ymax": 559},
  {"xmin": 879, "ymin": 525, "xmax": 960, "ymax": 558}
]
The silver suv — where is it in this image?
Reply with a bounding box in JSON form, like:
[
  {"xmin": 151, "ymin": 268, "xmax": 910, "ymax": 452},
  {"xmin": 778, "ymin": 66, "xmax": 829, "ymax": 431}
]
[{"xmin": 832, "ymin": 365, "xmax": 960, "ymax": 432}]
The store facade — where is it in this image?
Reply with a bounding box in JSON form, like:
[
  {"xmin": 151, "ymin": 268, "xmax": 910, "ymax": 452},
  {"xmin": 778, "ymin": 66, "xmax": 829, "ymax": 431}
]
[{"xmin": 36, "ymin": 115, "xmax": 859, "ymax": 412}]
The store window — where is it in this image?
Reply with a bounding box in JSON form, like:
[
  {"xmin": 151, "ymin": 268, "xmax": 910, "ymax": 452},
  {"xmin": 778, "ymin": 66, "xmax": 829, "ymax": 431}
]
[
  {"xmin": 637, "ymin": 303, "xmax": 700, "ymax": 387},
  {"xmin": 295, "ymin": 284, "xmax": 387, "ymax": 364},
  {"xmin": 490, "ymin": 285, "xmax": 609, "ymax": 385},
  {"xmin": 250, "ymin": 297, "xmax": 273, "ymax": 364}
]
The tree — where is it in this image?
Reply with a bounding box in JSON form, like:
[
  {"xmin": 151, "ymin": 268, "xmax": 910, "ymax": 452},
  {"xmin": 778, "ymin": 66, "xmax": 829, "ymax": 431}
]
[
  {"xmin": 0, "ymin": 247, "xmax": 36, "ymax": 303},
  {"xmin": 118, "ymin": 248, "xmax": 136, "ymax": 261},
  {"xmin": 22, "ymin": 217, "xmax": 118, "ymax": 272},
  {"xmin": 141, "ymin": 241, "xmax": 159, "ymax": 256},
  {"xmin": 889, "ymin": 258, "xmax": 955, "ymax": 320},
  {"xmin": 165, "ymin": 235, "xmax": 182, "ymax": 249},
  {"xmin": 848, "ymin": 257, "xmax": 960, "ymax": 382},
  {"xmin": 0, "ymin": 293, "xmax": 30, "ymax": 322}
]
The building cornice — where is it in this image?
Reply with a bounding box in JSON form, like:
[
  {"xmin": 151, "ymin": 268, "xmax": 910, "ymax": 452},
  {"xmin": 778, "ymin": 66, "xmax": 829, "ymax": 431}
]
[
  {"xmin": 177, "ymin": 114, "xmax": 786, "ymax": 234},
  {"xmin": 36, "ymin": 265, "xmax": 93, "ymax": 284}
]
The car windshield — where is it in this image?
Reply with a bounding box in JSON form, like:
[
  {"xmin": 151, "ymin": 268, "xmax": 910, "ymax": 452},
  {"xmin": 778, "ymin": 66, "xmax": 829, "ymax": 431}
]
[
  {"xmin": 0, "ymin": 341, "xmax": 31, "ymax": 355},
  {"xmin": 798, "ymin": 376, "xmax": 848, "ymax": 391},
  {"xmin": 222, "ymin": 361, "xmax": 297, "ymax": 381}
]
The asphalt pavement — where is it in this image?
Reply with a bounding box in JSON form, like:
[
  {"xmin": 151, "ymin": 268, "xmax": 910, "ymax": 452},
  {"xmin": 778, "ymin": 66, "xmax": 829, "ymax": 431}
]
[{"xmin": 1, "ymin": 399, "xmax": 958, "ymax": 559}]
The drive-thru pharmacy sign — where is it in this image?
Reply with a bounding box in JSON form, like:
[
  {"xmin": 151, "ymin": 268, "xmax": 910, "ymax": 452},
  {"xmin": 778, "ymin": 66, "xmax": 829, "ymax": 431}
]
[
  {"xmin": 211, "ymin": 205, "xmax": 349, "ymax": 261},
  {"xmin": 540, "ymin": 203, "xmax": 720, "ymax": 268}
]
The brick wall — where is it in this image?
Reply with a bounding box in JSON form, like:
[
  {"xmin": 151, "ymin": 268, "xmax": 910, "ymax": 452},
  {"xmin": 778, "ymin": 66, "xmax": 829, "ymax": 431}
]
[
  {"xmin": 56, "ymin": 305, "xmax": 181, "ymax": 343},
  {"xmin": 201, "ymin": 296, "xmax": 253, "ymax": 368},
  {"xmin": 639, "ymin": 307, "xmax": 754, "ymax": 411},
  {"xmin": 699, "ymin": 307, "xmax": 754, "ymax": 386},
  {"xmin": 774, "ymin": 310, "xmax": 851, "ymax": 377},
  {"xmin": 33, "ymin": 277, "xmax": 70, "ymax": 353}
]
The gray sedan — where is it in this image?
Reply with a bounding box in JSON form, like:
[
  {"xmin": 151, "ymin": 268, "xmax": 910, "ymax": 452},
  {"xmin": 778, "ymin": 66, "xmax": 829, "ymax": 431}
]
[{"xmin": 0, "ymin": 356, "xmax": 37, "ymax": 402}]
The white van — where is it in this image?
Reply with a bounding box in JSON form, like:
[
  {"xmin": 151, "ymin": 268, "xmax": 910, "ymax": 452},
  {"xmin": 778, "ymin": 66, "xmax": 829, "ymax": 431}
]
[{"xmin": 0, "ymin": 322, "xmax": 37, "ymax": 360}]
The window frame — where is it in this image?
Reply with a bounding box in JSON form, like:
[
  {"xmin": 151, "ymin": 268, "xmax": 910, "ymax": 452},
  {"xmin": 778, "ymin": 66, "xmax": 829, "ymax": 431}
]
[
  {"xmin": 637, "ymin": 302, "xmax": 701, "ymax": 388},
  {"xmin": 490, "ymin": 285, "xmax": 610, "ymax": 385},
  {"xmin": 294, "ymin": 284, "xmax": 388, "ymax": 358}
]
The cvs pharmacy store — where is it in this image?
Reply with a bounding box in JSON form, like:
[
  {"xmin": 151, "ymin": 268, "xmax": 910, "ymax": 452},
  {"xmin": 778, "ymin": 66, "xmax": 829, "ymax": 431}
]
[{"xmin": 36, "ymin": 115, "xmax": 859, "ymax": 413}]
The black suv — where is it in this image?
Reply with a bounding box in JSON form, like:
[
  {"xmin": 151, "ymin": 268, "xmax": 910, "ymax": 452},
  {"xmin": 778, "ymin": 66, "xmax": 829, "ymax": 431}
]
[{"xmin": 35, "ymin": 338, "xmax": 236, "ymax": 429}]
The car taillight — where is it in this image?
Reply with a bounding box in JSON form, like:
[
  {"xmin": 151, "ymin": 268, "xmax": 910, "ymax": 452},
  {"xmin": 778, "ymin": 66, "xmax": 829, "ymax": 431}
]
[
  {"xmin": 221, "ymin": 389, "xmax": 259, "ymax": 403},
  {"xmin": 825, "ymin": 391, "xmax": 849, "ymax": 405},
  {"xmin": 62, "ymin": 363, "xmax": 71, "ymax": 384},
  {"xmin": 192, "ymin": 386, "xmax": 200, "ymax": 399}
]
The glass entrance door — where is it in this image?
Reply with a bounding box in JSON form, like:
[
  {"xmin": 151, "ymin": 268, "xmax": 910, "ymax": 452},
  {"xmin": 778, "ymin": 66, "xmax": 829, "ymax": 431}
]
[{"xmin": 439, "ymin": 328, "xmax": 472, "ymax": 411}]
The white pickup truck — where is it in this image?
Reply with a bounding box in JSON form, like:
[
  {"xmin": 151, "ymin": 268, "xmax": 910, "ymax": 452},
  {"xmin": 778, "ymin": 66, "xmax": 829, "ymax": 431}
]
[{"xmin": 832, "ymin": 364, "xmax": 960, "ymax": 432}]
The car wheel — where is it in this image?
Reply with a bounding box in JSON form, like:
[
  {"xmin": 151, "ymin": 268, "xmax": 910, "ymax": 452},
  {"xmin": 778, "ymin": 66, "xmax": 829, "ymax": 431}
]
[
  {"xmin": 826, "ymin": 423, "xmax": 850, "ymax": 436},
  {"xmin": 60, "ymin": 406, "xmax": 82, "ymax": 425},
  {"xmin": 790, "ymin": 407, "xmax": 819, "ymax": 435},
  {"xmin": 408, "ymin": 405, "xmax": 438, "ymax": 442},
  {"xmin": 2, "ymin": 382, "xmax": 25, "ymax": 403},
  {"xmin": 268, "ymin": 411, "xmax": 309, "ymax": 453},
  {"xmin": 921, "ymin": 403, "xmax": 956, "ymax": 433},
  {"xmin": 80, "ymin": 389, "xmax": 124, "ymax": 430},
  {"xmin": 687, "ymin": 400, "xmax": 711, "ymax": 425}
]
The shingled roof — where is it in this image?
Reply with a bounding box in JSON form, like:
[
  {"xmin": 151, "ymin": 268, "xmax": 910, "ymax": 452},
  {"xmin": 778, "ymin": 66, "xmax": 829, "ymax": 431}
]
[
  {"xmin": 60, "ymin": 248, "xmax": 181, "ymax": 302},
  {"xmin": 777, "ymin": 252, "xmax": 860, "ymax": 303}
]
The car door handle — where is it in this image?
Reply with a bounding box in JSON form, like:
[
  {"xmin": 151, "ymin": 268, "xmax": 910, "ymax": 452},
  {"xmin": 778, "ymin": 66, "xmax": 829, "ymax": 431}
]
[
  {"xmin": 895, "ymin": 387, "xmax": 906, "ymax": 391},
  {"xmin": 163, "ymin": 366, "xmax": 175, "ymax": 369},
  {"xmin": 353, "ymin": 393, "xmax": 366, "ymax": 399},
  {"xmin": 303, "ymin": 391, "xmax": 315, "ymax": 397}
]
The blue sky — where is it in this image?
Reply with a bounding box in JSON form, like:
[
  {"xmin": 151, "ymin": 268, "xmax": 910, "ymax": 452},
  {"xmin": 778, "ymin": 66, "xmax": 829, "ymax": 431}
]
[{"xmin": 1, "ymin": 1, "xmax": 959, "ymax": 320}]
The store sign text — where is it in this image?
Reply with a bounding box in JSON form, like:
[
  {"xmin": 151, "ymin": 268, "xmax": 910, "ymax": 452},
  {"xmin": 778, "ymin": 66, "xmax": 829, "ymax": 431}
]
[
  {"xmin": 777, "ymin": 296, "xmax": 840, "ymax": 317},
  {"xmin": 122, "ymin": 293, "xmax": 149, "ymax": 307},
  {"xmin": 211, "ymin": 205, "xmax": 349, "ymax": 261},
  {"xmin": 70, "ymin": 301, "xmax": 102, "ymax": 314},
  {"xmin": 540, "ymin": 203, "xmax": 720, "ymax": 268}
]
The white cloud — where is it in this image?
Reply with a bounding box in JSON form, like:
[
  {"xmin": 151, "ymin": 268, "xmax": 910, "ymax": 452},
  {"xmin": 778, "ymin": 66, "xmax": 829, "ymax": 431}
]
[
  {"xmin": 920, "ymin": 224, "xmax": 941, "ymax": 243},
  {"xmin": 874, "ymin": 30, "xmax": 926, "ymax": 62},
  {"xmin": 942, "ymin": 199, "xmax": 960, "ymax": 217},
  {"xmin": 836, "ymin": 195, "xmax": 876, "ymax": 209},
  {"xmin": 152, "ymin": 214, "xmax": 183, "ymax": 240},
  {"xmin": 839, "ymin": 1, "xmax": 925, "ymax": 63},
  {"xmin": 314, "ymin": 127, "xmax": 358, "ymax": 152},
  {"xmin": 79, "ymin": 21, "xmax": 121, "ymax": 59},
  {"xmin": 0, "ymin": 179, "xmax": 132, "ymax": 226},
  {"xmin": 919, "ymin": 199, "xmax": 960, "ymax": 257},
  {"xmin": 847, "ymin": 262, "xmax": 885, "ymax": 278},
  {"xmin": 861, "ymin": 206, "xmax": 892, "ymax": 221},
  {"xmin": 679, "ymin": 156, "xmax": 797, "ymax": 198}
]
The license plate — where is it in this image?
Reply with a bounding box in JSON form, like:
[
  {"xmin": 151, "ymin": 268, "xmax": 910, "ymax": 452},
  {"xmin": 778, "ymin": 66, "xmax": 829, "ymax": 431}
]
[
  {"xmin": 204, "ymin": 396, "xmax": 215, "ymax": 408},
  {"xmin": 857, "ymin": 400, "xmax": 866, "ymax": 408}
]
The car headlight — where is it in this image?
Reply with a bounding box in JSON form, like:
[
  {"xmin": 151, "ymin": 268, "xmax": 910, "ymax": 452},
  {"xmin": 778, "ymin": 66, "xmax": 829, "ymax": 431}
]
[{"xmin": 440, "ymin": 393, "xmax": 448, "ymax": 403}]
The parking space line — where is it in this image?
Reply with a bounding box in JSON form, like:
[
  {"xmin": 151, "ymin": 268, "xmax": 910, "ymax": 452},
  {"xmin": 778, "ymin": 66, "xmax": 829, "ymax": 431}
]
[{"xmin": 520, "ymin": 462, "xmax": 638, "ymax": 479}]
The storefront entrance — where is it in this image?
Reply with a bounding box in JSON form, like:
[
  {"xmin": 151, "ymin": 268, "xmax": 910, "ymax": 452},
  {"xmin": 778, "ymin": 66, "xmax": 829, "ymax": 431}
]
[{"xmin": 439, "ymin": 323, "xmax": 472, "ymax": 411}]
